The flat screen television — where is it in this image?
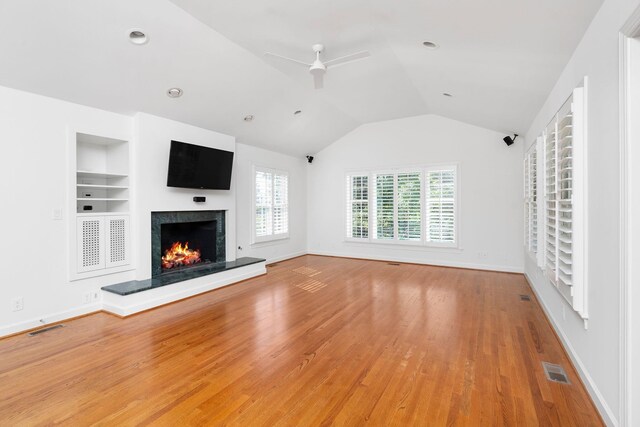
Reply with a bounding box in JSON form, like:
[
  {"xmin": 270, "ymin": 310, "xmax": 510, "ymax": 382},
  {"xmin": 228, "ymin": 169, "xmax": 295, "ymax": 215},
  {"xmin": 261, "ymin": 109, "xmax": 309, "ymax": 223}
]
[{"xmin": 167, "ymin": 140, "xmax": 234, "ymax": 190}]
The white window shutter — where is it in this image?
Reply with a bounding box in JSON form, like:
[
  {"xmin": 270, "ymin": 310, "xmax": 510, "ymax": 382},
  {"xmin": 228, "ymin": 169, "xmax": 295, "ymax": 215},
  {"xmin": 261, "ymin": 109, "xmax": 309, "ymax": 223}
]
[
  {"xmin": 346, "ymin": 174, "xmax": 369, "ymax": 239},
  {"xmin": 397, "ymin": 172, "xmax": 422, "ymax": 241},
  {"xmin": 254, "ymin": 167, "xmax": 289, "ymax": 242},
  {"xmin": 373, "ymin": 174, "xmax": 395, "ymax": 240},
  {"xmin": 541, "ymin": 80, "xmax": 587, "ymax": 319},
  {"xmin": 425, "ymin": 168, "xmax": 456, "ymax": 245},
  {"xmin": 273, "ymin": 173, "xmax": 289, "ymax": 235},
  {"xmin": 255, "ymin": 169, "xmax": 273, "ymax": 238}
]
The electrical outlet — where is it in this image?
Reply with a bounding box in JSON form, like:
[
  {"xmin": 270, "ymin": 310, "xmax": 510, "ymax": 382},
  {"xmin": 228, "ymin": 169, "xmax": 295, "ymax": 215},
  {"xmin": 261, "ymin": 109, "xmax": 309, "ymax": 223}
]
[
  {"xmin": 82, "ymin": 292, "xmax": 91, "ymax": 304},
  {"xmin": 11, "ymin": 297, "xmax": 24, "ymax": 312},
  {"xmin": 52, "ymin": 208, "xmax": 63, "ymax": 220},
  {"xmin": 477, "ymin": 252, "xmax": 488, "ymax": 259},
  {"xmin": 91, "ymin": 291, "xmax": 100, "ymax": 302}
]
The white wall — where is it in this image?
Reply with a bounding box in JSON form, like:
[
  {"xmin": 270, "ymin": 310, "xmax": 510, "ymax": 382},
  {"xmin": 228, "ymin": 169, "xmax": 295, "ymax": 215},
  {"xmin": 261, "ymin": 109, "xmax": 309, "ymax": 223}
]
[
  {"xmin": 0, "ymin": 85, "xmax": 135, "ymax": 336},
  {"xmin": 235, "ymin": 143, "xmax": 307, "ymax": 263},
  {"xmin": 523, "ymin": 0, "xmax": 640, "ymax": 424},
  {"xmin": 133, "ymin": 113, "xmax": 237, "ymax": 279},
  {"xmin": 307, "ymin": 114, "xmax": 523, "ymax": 272},
  {"xmin": 0, "ymin": 86, "xmax": 309, "ymax": 337}
]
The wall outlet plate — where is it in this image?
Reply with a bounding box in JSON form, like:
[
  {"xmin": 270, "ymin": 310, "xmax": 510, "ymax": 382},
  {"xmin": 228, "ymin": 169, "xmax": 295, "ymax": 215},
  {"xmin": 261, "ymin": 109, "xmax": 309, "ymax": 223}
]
[{"xmin": 11, "ymin": 297, "xmax": 24, "ymax": 312}]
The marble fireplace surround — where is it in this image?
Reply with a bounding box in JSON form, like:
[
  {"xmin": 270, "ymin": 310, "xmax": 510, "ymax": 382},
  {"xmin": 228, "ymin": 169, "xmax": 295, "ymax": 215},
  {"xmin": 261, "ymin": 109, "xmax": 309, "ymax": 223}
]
[
  {"xmin": 151, "ymin": 210, "xmax": 226, "ymax": 277},
  {"xmin": 102, "ymin": 210, "xmax": 265, "ymax": 299}
]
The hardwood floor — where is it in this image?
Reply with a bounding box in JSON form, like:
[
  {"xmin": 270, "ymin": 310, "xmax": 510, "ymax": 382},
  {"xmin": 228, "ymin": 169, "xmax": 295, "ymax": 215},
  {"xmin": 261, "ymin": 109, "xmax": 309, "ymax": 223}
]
[{"xmin": 0, "ymin": 255, "xmax": 602, "ymax": 426}]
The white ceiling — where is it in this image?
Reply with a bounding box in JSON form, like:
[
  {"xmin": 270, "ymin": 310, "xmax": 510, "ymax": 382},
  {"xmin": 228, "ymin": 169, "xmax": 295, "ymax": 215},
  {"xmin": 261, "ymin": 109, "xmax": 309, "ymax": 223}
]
[{"xmin": 0, "ymin": 0, "xmax": 602, "ymax": 156}]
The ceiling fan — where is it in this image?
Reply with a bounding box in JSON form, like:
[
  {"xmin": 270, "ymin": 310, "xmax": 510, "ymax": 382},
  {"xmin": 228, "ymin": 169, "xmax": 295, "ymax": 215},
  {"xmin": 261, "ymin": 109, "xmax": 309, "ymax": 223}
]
[{"xmin": 265, "ymin": 44, "xmax": 371, "ymax": 89}]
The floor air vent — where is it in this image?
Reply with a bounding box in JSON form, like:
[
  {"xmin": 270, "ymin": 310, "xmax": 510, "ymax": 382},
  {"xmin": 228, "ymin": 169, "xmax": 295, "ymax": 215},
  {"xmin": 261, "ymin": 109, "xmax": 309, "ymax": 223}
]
[
  {"xmin": 28, "ymin": 324, "xmax": 64, "ymax": 336},
  {"xmin": 520, "ymin": 294, "xmax": 531, "ymax": 301},
  {"xmin": 388, "ymin": 262, "xmax": 401, "ymax": 266},
  {"xmin": 542, "ymin": 362, "xmax": 571, "ymax": 384}
]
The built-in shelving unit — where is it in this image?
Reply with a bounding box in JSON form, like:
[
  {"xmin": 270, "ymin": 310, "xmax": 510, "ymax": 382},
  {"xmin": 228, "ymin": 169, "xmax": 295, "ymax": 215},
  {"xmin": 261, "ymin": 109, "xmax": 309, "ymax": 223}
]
[
  {"xmin": 76, "ymin": 134, "xmax": 129, "ymax": 214},
  {"xmin": 71, "ymin": 131, "xmax": 132, "ymax": 279}
]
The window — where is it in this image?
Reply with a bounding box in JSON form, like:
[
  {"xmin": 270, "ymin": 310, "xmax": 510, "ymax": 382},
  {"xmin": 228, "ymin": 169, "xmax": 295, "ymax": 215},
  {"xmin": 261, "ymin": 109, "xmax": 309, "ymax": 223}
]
[
  {"xmin": 345, "ymin": 174, "xmax": 369, "ymax": 239},
  {"xmin": 345, "ymin": 166, "xmax": 457, "ymax": 247},
  {"xmin": 397, "ymin": 172, "xmax": 422, "ymax": 241},
  {"xmin": 542, "ymin": 81, "xmax": 587, "ymax": 319},
  {"xmin": 253, "ymin": 167, "xmax": 288, "ymax": 243},
  {"xmin": 524, "ymin": 143, "xmax": 538, "ymax": 257},
  {"xmin": 425, "ymin": 167, "xmax": 457, "ymax": 245},
  {"xmin": 373, "ymin": 174, "xmax": 395, "ymax": 239}
]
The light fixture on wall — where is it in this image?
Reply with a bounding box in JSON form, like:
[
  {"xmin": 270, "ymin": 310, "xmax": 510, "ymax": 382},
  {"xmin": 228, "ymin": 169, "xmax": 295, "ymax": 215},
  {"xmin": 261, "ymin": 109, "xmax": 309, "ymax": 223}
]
[
  {"xmin": 128, "ymin": 29, "xmax": 149, "ymax": 45},
  {"xmin": 243, "ymin": 115, "xmax": 254, "ymax": 122},
  {"xmin": 166, "ymin": 88, "xmax": 183, "ymax": 98},
  {"xmin": 503, "ymin": 134, "xmax": 518, "ymax": 146}
]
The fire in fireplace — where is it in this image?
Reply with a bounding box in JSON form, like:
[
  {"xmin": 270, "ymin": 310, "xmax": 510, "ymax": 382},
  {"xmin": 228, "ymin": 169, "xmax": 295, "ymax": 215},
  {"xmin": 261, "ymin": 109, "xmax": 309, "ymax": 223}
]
[
  {"xmin": 152, "ymin": 211, "xmax": 226, "ymax": 277},
  {"xmin": 162, "ymin": 241, "xmax": 202, "ymax": 270}
]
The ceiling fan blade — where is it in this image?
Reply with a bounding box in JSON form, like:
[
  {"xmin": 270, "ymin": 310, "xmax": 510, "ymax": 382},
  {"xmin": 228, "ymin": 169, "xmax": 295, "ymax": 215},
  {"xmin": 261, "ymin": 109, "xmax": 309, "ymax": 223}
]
[
  {"xmin": 264, "ymin": 52, "xmax": 311, "ymax": 68},
  {"xmin": 313, "ymin": 73, "xmax": 324, "ymax": 89},
  {"xmin": 323, "ymin": 51, "xmax": 371, "ymax": 68}
]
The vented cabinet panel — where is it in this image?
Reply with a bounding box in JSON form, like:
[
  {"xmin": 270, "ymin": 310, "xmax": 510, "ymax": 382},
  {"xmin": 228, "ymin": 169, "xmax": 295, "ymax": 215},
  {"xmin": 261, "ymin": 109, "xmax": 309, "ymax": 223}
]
[
  {"xmin": 105, "ymin": 216, "xmax": 130, "ymax": 268},
  {"xmin": 77, "ymin": 218, "xmax": 105, "ymax": 272}
]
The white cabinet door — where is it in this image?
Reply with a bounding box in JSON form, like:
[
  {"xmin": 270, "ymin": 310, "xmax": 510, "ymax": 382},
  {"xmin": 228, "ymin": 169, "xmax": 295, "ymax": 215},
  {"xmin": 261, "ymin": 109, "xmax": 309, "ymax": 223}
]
[
  {"xmin": 77, "ymin": 217, "xmax": 105, "ymax": 273},
  {"xmin": 105, "ymin": 215, "xmax": 130, "ymax": 268}
]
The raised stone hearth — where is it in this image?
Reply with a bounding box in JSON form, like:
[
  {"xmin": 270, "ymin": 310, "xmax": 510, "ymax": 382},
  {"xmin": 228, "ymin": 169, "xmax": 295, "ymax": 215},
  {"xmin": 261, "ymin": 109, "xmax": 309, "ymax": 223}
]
[{"xmin": 102, "ymin": 257, "xmax": 264, "ymax": 296}]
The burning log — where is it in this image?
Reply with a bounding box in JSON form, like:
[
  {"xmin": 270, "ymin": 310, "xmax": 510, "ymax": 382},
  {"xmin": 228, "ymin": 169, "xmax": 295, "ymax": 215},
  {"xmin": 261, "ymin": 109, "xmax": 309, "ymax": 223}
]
[{"xmin": 162, "ymin": 241, "xmax": 202, "ymax": 270}]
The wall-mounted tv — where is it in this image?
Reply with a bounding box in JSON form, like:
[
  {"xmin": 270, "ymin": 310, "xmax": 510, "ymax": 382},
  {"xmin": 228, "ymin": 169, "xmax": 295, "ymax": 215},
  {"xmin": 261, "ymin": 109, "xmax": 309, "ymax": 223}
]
[{"xmin": 167, "ymin": 140, "xmax": 234, "ymax": 190}]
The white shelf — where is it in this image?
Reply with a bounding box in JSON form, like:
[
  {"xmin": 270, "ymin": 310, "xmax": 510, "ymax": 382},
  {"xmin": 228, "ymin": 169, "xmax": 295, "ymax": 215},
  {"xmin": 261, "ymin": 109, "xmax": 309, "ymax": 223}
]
[
  {"xmin": 77, "ymin": 211, "xmax": 129, "ymax": 217},
  {"xmin": 77, "ymin": 198, "xmax": 128, "ymax": 201},
  {"xmin": 77, "ymin": 170, "xmax": 128, "ymax": 179},
  {"xmin": 77, "ymin": 184, "xmax": 128, "ymax": 189}
]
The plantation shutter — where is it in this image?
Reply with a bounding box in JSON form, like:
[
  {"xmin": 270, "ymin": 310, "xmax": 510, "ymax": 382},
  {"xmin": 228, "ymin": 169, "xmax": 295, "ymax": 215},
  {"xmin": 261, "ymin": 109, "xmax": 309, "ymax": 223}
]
[
  {"xmin": 524, "ymin": 145, "xmax": 538, "ymax": 255},
  {"xmin": 544, "ymin": 118, "xmax": 558, "ymax": 280},
  {"xmin": 542, "ymin": 84, "xmax": 587, "ymax": 319},
  {"xmin": 254, "ymin": 167, "xmax": 288, "ymax": 242},
  {"xmin": 397, "ymin": 172, "xmax": 422, "ymax": 241},
  {"xmin": 255, "ymin": 169, "xmax": 272, "ymax": 238},
  {"xmin": 531, "ymin": 146, "xmax": 538, "ymax": 254},
  {"xmin": 373, "ymin": 174, "xmax": 395, "ymax": 239},
  {"xmin": 556, "ymin": 99, "xmax": 574, "ymax": 289},
  {"xmin": 524, "ymin": 154, "xmax": 531, "ymax": 249},
  {"xmin": 345, "ymin": 174, "xmax": 369, "ymax": 239},
  {"xmin": 273, "ymin": 172, "xmax": 289, "ymax": 235},
  {"xmin": 425, "ymin": 167, "xmax": 456, "ymax": 244}
]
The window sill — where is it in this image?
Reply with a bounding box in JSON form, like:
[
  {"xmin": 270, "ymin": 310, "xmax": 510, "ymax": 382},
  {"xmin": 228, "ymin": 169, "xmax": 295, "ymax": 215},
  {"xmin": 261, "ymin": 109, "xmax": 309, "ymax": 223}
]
[
  {"xmin": 344, "ymin": 239, "xmax": 463, "ymax": 253},
  {"xmin": 251, "ymin": 234, "xmax": 290, "ymax": 246}
]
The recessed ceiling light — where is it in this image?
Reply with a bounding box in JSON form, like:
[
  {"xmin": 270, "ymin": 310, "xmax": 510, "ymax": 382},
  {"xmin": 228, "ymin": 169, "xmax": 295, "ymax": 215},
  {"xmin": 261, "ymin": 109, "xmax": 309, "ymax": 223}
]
[
  {"xmin": 129, "ymin": 29, "xmax": 149, "ymax": 45},
  {"xmin": 166, "ymin": 88, "xmax": 183, "ymax": 98},
  {"xmin": 443, "ymin": 93, "xmax": 453, "ymax": 97},
  {"xmin": 294, "ymin": 110, "xmax": 302, "ymax": 115},
  {"xmin": 244, "ymin": 115, "xmax": 254, "ymax": 122},
  {"xmin": 422, "ymin": 41, "xmax": 439, "ymax": 49}
]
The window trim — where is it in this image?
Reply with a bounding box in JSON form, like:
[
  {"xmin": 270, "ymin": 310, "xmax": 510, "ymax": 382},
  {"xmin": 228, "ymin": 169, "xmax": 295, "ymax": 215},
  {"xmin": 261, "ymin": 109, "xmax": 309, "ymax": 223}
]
[
  {"xmin": 251, "ymin": 165, "xmax": 289, "ymax": 244},
  {"xmin": 344, "ymin": 163, "xmax": 459, "ymax": 249}
]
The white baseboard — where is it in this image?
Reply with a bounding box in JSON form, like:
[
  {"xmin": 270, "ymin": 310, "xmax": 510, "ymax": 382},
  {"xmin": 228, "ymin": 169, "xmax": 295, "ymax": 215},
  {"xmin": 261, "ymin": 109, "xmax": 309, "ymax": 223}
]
[
  {"xmin": 524, "ymin": 273, "xmax": 617, "ymax": 426},
  {"xmin": 0, "ymin": 303, "xmax": 102, "ymax": 338},
  {"xmin": 308, "ymin": 250, "xmax": 523, "ymax": 273},
  {"xmin": 1, "ymin": 263, "xmax": 266, "ymax": 337},
  {"xmin": 102, "ymin": 262, "xmax": 266, "ymax": 317}
]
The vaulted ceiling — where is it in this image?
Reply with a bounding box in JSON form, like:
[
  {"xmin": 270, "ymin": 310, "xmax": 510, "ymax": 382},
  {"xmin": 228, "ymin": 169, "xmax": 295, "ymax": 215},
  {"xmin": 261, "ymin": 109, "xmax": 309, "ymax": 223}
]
[{"xmin": 0, "ymin": 0, "xmax": 602, "ymax": 156}]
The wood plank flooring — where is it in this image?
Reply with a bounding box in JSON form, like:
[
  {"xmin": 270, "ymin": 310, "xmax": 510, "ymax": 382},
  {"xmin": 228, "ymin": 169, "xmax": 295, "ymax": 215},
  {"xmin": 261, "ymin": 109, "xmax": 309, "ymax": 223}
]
[{"xmin": 0, "ymin": 255, "xmax": 602, "ymax": 426}]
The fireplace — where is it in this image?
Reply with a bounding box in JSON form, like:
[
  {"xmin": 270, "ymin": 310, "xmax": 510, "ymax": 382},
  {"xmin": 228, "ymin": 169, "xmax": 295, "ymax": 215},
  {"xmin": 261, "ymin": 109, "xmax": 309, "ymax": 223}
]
[{"xmin": 151, "ymin": 211, "xmax": 226, "ymax": 277}]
